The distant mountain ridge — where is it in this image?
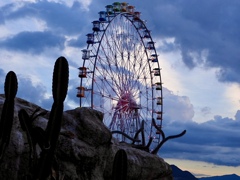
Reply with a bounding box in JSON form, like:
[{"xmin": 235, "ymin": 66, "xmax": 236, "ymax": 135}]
[
  {"xmin": 171, "ymin": 165, "xmax": 240, "ymax": 180},
  {"xmin": 171, "ymin": 165, "xmax": 198, "ymax": 180},
  {"xmin": 199, "ymin": 174, "xmax": 240, "ymax": 180}
]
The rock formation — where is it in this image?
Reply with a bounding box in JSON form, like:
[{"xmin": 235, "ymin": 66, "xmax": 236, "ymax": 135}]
[{"xmin": 0, "ymin": 94, "xmax": 173, "ymax": 180}]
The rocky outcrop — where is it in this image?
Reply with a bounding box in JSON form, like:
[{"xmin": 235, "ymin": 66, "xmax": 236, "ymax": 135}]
[{"xmin": 0, "ymin": 94, "xmax": 172, "ymax": 180}]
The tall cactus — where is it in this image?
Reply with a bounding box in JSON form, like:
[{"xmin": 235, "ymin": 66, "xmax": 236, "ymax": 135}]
[
  {"xmin": 0, "ymin": 71, "xmax": 18, "ymax": 161},
  {"xmin": 18, "ymin": 108, "xmax": 47, "ymax": 178},
  {"xmin": 34, "ymin": 56, "xmax": 69, "ymax": 179},
  {"xmin": 112, "ymin": 149, "xmax": 128, "ymax": 180}
]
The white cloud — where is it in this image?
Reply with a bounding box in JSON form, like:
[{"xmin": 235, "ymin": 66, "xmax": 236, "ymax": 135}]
[
  {"xmin": 0, "ymin": 49, "xmax": 53, "ymax": 86},
  {"xmin": 158, "ymin": 49, "xmax": 184, "ymax": 94},
  {"xmin": 46, "ymin": 0, "xmax": 92, "ymax": 10},
  {"xmin": 157, "ymin": 47, "xmax": 240, "ymax": 123},
  {"xmin": 0, "ymin": 1, "xmax": 24, "ymax": 10},
  {"xmin": 163, "ymin": 88, "xmax": 194, "ymax": 122},
  {"xmin": 224, "ymin": 83, "xmax": 240, "ymax": 114},
  {"xmin": 0, "ymin": 18, "xmax": 47, "ymax": 40}
]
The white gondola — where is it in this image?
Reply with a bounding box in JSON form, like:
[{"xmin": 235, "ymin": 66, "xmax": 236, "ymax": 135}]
[
  {"xmin": 106, "ymin": 5, "xmax": 113, "ymax": 15},
  {"xmin": 156, "ymin": 97, "xmax": 162, "ymax": 105},
  {"xmin": 82, "ymin": 49, "xmax": 90, "ymax": 60},
  {"xmin": 153, "ymin": 68, "xmax": 160, "ymax": 76},
  {"xmin": 92, "ymin": 21, "xmax": 100, "ymax": 31},
  {"xmin": 155, "ymin": 82, "xmax": 162, "ymax": 90},
  {"xmin": 78, "ymin": 67, "xmax": 87, "ymax": 78},
  {"xmin": 99, "ymin": 11, "xmax": 106, "ymax": 22},
  {"xmin": 151, "ymin": 54, "xmax": 158, "ymax": 62},
  {"xmin": 86, "ymin": 33, "xmax": 94, "ymax": 44},
  {"xmin": 147, "ymin": 41, "xmax": 155, "ymax": 50}
]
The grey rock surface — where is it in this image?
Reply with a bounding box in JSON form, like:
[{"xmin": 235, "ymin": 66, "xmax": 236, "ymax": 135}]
[{"xmin": 0, "ymin": 94, "xmax": 172, "ymax": 180}]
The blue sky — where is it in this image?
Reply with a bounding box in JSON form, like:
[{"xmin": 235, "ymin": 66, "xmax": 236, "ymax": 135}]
[{"xmin": 0, "ymin": 0, "xmax": 240, "ymax": 177}]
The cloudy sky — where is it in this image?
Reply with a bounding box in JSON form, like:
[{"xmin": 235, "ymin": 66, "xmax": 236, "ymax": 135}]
[{"xmin": 0, "ymin": 0, "xmax": 240, "ymax": 177}]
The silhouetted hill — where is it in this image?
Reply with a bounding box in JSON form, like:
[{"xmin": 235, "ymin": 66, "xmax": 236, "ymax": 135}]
[
  {"xmin": 171, "ymin": 164, "xmax": 240, "ymax": 180},
  {"xmin": 199, "ymin": 174, "xmax": 240, "ymax": 180},
  {"xmin": 171, "ymin": 165, "xmax": 198, "ymax": 180}
]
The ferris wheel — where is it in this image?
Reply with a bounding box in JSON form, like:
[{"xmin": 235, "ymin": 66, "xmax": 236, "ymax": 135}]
[{"xmin": 77, "ymin": 2, "xmax": 163, "ymax": 143}]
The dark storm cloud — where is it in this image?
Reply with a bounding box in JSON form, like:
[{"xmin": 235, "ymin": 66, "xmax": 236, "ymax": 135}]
[
  {"xmin": 67, "ymin": 35, "xmax": 86, "ymax": 48},
  {"xmin": 160, "ymin": 114, "xmax": 240, "ymax": 166},
  {"xmin": 0, "ymin": 10, "xmax": 4, "ymax": 24},
  {"xmin": 0, "ymin": 1, "xmax": 90, "ymax": 53},
  {"xmin": 0, "ymin": 70, "xmax": 76, "ymax": 112},
  {"xmin": 66, "ymin": 78, "xmax": 79, "ymax": 105},
  {"xmin": 0, "ymin": 69, "xmax": 52, "ymax": 109},
  {"xmin": 17, "ymin": 75, "xmax": 52, "ymax": 110},
  {"xmin": 2, "ymin": 0, "xmax": 239, "ymax": 83},
  {"xmin": 216, "ymin": 68, "xmax": 240, "ymax": 83},
  {"xmin": 0, "ymin": 69, "xmax": 5, "ymax": 77},
  {"xmin": 0, "ymin": 31, "xmax": 65, "ymax": 54},
  {"xmin": 160, "ymin": 87, "xmax": 240, "ymax": 166},
  {"xmin": 3, "ymin": 1, "xmax": 89, "ymax": 35},
  {"xmin": 67, "ymin": 59, "xmax": 79, "ymax": 69},
  {"xmin": 124, "ymin": 0, "xmax": 240, "ymax": 83}
]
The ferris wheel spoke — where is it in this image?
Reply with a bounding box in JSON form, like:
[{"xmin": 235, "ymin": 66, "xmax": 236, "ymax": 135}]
[
  {"xmin": 98, "ymin": 62, "xmax": 124, "ymax": 96},
  {"xmin": 95, "ymin": 74, "xmax": 120, "ymax": 99},
  {"xmin": 92, "ymin": 43, "xmax": 124, "ymax": 96}
]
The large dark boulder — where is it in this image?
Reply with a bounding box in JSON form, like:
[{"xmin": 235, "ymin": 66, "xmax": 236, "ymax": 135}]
[{"xmin": 0, "ymin": 94, "xmax": 172, "ymax": 179}]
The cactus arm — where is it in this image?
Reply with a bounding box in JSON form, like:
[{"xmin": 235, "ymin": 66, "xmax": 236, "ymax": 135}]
[
  {"xmin": 44, "ymin": 103, "xmax": 64, "ymax": 150},
  {"xmin": 4, "ymin": 71, "xmax": 18, "ymax": 100},
  {"xmin": 29, "ymin": 107, "xmax": 41, "ymax": 120},
  {"xmin": 112, "ymin": 131, "xmax": 141, "ymax": 143},
  {"xmin": 29, "ymin": 107, "xmax": 47, "ymax": 124},
  {"xmin": 32, "ymin": 126, "xmax": 46, "ymax": 150},
  {"xmin": 112, "ymin": 121, "xmax": 145, "ymax": 145},
  {"xmin": 151, "ymin": 130, "xmax": 186, "ymax": 154},
  {"xmin": 18, "ymin": 107, "xmax": 48, "ymax": 179},
  {"xmin": 52, "ymin": 57, "xmax": 69, "ymax": 102},
  {"xmin": 145, "ymin": 137, "xmax": 153, "ymax": 149},
  {"xmin": 151, "ymin": 118, "xmax": 187, "ymax": 154},
  {"xmin": 140, "ymin": 121, "xmax": 145, "ymax": 146},
  {"xmin": 131, "ymin": 118, "xmax": 186, "ymax": 153},
  {"xmin": 131, "ymin": 129, "xmax": 153, "ymax": 152},
  {"xmin": 131, "ymin": 120, "xmax": 145, "ymax": 146},
  {"xmin": 112, "ymin": 149, "xmax": 128, "ymax": 180},
  {"xmin": 35, "ymin": 56, "xmax": 69, "ymax": 179},
  {"xmin": 0, "ymin": 71, "xmax": 18, "ymax": 161},
  {"xmin": 18, "ymin": 109, "xmax": 37, "ymax": 175},
  {"xmin": 152, "ymin": 118, "xmax": 165, "ymax": 139},
  {"xmin": 45, "ymin": 56, "xmax": 68, "ymax": 149}
]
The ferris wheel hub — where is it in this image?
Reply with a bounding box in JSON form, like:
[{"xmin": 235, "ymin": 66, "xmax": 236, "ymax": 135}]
[{"xmin": 116, "ymin": 92, "xmax": 138, "ymax": 112}]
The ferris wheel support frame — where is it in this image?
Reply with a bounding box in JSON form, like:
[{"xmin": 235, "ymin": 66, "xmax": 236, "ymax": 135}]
[{"xmin": 77, "ymin": 2, "xmax": 163, "ymax": 145}]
